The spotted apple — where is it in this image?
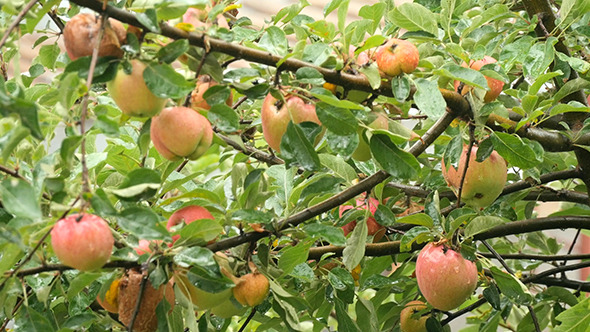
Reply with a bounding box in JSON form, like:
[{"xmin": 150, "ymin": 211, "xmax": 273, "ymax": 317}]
[{"xmin": 375, "ymin": 38, "xmax": 419, "ymax": 77}]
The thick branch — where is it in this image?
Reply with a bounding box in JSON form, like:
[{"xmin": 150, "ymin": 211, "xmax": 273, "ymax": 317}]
[{"xmin": 4, "ymin": 260, "xmax": 140, "ymax": 278}]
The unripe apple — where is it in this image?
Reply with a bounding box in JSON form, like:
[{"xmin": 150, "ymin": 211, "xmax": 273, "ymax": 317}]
[
  {"xmin": 210, "ymin": 298, "xmax": 247, "ymax": 318},
  {"xmin": 261, "ymin": 92, "xmax": 321, "ymax": 152},
  {"xmin": 441, "ymin": 145, "xmax": 507, "ymax": 209},
  {"xmin": 351, "ymin": 112, "xmax": 389, "ymax": 161},
  {"xmin": 453, "ymin": 56, "xmax": 504, "ymax": 103},
  {"xmin": 118, "ymin": 269, "xmax": 175, "ymax": 332},
  {"xmin": 96, "ymin": 278, "xmax": 121, "ymax": 313},
  {"xmin": 166, "ymin": 205, "xmax": 214, "ymax": 243},
  {"xmin": 375, "ymin": 39, "xmax": 419, "ymax": 77},
  {"xmin": 51, "ymin": 213, "xmax": 114, "ymax": 271},
  {"xmin": 189, "ymin": 75, "xmax": 233, "ymax": 111},
  {"xmin": 415, "ymin": 243, "xmax": 478, "ymax": 311},
  {"xmin": 232, "ymin": 272, "xmax": 270, "ymax": 307},
  {"xmin": 150, "ymin": 106, "xmax": 214, "ymax": 160},
  {"xmin": 106, "ymin": 60, "xmax": 168, "ymax": 117},
  {"xmin": 174, "ymin": 267, "xmax": 232, "ymax": 310},
  {"xmin": 339, "ymin": 196, "xmax": 385, "ymax": 240},
  {"xmin": 63, "ymin": 13, "xmax": 124, "ymax": 60},
  {"xmin": 400, "ymin": 301, "xmax": 429, "ymax": 332}
]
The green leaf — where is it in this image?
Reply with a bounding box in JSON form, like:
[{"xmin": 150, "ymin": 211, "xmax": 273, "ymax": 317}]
[
  {"xmin": 112, "ymin": 168, "xmax": 161, "ymax": 202},
  {"xmin": 64, "ymin": 56, "xmax": 119, "ymax": 84},
  {"xmin": 391, "ymin": 75, "xmax": 411, "ymax": 101},
  {"xmin": 67, "ymin": 272, "xmax": 101, "ymax": 301},
  {"xmin": 18, "ymin": 306, "xmax": 55, "ymax": 332},
  {"xmin": 315, "ymin": 103, "xmax": 357, "ymax": 135},
  {"xmin": 0, "ymin": 126, "xmax": 30, "ymax": 162},
  {"xmin": 258, "ymin": 26, "xmax": 289, "ymax": 56},
  {"xmin": 437, "ymin": 63, "xmax": 489, "ymax": 90},
  {"xmin": 116, "ymin": 207, "xmax": 170, "ymax": 240},
  {"xmin": 554, "ymin": 297, "xmax": 590, "ymax": 332},
  {"xmin": 343, "ymin": 217, "xmax": 367, "ymax": 270},
  {"xmin": 178, "ymin": 218, "xmax": 223, "ymax": 243},
  {"xmin": 491, "ymin": 132, "xmax": 541, "ymax": 169},
  {"xmin": 334, "ymin": 298, "xmax": 361, "ymax": 332},
  {"xmin": 143, "ymin": 63, "xmax": 194, "ymax": 99},
  {"xmin": 38, "ymin": 44, "xmax": 60, "ymax": 70},
  {"xmin": 0, "ymin": 179, "xmax": 41, "ymax": 222},
  {"xmin": 490, "ymin": 267, "xmax": 533, "ymax": 305},
  {"xmin": 157, "ymin": 39, "xmax": 190, "ymax": 64},
  {"xmin": 0, "ymin": 81, "xmax": 43, "ymax": 140},
  {"xmin": 370, "ymin": 134, "xmax": 420, "ymax": 179},
  {"xmin": 374, "ymin": 205, "xmax": 396, "ymax": 227},
  {"xmin": 136, "ymin": 8, "xmax": 161, "ymax": 33},
  {"xmin": 553, "ymin": 78, "xmax": 590, "ymax": 103},
  {"xmin": 174, "ymin": 246, "xmax": 215, "ymax": 269},
  {"xmin": 304, "ymin": 223, "xmax": 346, "ymax": 246},
  {"xmin": 328, "ymin": 268, "xmax": 355, "ymax": 303},
  {"xmin": 464, "ymin": 216, "xmax": 507, "ymax": 238},
  {"xmin": 319, "ymin": 154, "xmax": 357, "ymax": 183},
  {"xmin": 387, "ymin": 3, "xmax": 438, "ymax": 36},
  {"xmin": 483, "ymin": 285, "xmax": 502, "ymax": 311},
  {"xmin": 310, "ymin": 91, "xmax": 365, "ymax": 109},
  {"xmin": 295, "ymin": 67, "xmax": 325, "ymax": 85},
  {"xmin": 325, "ymin": 129, "xmax": 359, "ymax": 157},
  {"xmin": 208, "ymin": 104, "xmax": 239, "ymax": 132},
  {"xmin": 396, "ymin": 213, "xmax": 433, "ymax": 227},
  {"xmin": 280, "ymin": 122, "xmax": 321, "ymax": 172},
  {"xmin": 413, "ymin": 78, "xmax": 447, "ymax": 119},
  {"xmin": 278, "ymin": 241, "xmax": 312, "ymax": 276}
]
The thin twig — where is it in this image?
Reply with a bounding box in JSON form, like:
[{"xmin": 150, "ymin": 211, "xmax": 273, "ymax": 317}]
[
  {"xmin": 0, "ymin": 0, "xmax": 39, "ymax": 49},
  {"xmin": 0, "ymin": 165, "xmax": 51, "ymax": 200},
  {"xmin": 237, "ymin": 308, "xmax": 257, "ymax": 332},
  {"xmin": 481, "ymin": 240, "xmax": 541, "ymax": 332},
  {"xmin": 456, "ymin": 123, "xmax": 476, "ymax": 209},
  {"xmin": 216, "ymin": 132, "xmax": 284, "ymax": 166},
  {"xmin": 561, "ymin": 229, "xmax": 581, "ymax": 277}
]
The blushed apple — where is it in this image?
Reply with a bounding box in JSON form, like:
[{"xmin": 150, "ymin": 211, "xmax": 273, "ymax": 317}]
[
  {"xmin": 232, "ymin": 272, "xmax": 270, "ymax": 307},
  {"xmin": 106, "ymin": 60, "xmax": 168, "ymax": 117},
  {"xmin": 189, "ymin": 75, "xmax": 233, "ymax": 111},
  {"xmin": 150, "ymin": 106, "xmax": 214, "ymax": 161},
  {"xmin": 375, "ymin": 39, "xmax": 419, "ymax": 77},
  {"xmin": 51, "ymin": 213, "xmax": 114, "ymax": 271},
  {"xmin": 166, "ymin": 205, "xmax": 215, "ymax": 243},
  {"xmin": 339, "ymin": 196, "xmax": 385, "ymax": 240},
  {"xmin": 415, "ymin": 243, "xmax": 478, "ymax": 311},
  {"xmin": 441, "ymin": 145, "xmax": 507, "ymax": 209},
  {"xmin": 453, "ymin": 56, "xmax": 504, "ymax": 103},
  {"xmin": 261, "ymin": 92, "xmax": 321, "ymax": 152}
]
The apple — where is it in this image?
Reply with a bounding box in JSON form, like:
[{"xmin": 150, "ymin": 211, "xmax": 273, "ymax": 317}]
[
  {"xmin": 189, "ymin": 75, "xmax": 233, "ymax": 111},
  {"xmin": 441, "ymin": 145, "xmax": 507, "ymax": 209},
  {"xmin": 415, "ymin": 243, "xmax": 478, "ymax": 311},
  {"xmin": 210, "ymin": 298, "xmax": 247, "ymax": 318},
  {"xmin": 134, "ymin": 239, "xmax": 165, "ymax": 255},
  {"xmin": 96, "ymin": 278, "xmax": 121, "ymax": 313},
  {"xmin": 106, "ymin": 60, "xmax": 168, "ymax": 117},
  {"xmin": 166, "ymin": 205, "xmax": 214, "ymax": 243},
  {"xmin": 63, "ymin": 13, "xmax": 124, "ymax": 60},
  {"xmin": 400, "ymin": 300, "xmax": 429, "ymax": 332},
  {"xmin": 351, "ymin": 112, "xmax": 389, "ymax": 161},
  {"xmin": 453, "ymin": 56, "xmax": 504, "ymax": 103},
  {"xmin": 375, "ymin": 38, "xmax": 419, "ymax": 77},
  {"xmin": 232, "ymin": 272, "xmax": 270, "ymax": 307},
  {"xmin": 150, "ymin": 106, "xmax": 214, "ymax": 161},
  {"xmin": 261, "ymin": 92, "xmax": 321, "ymax": 152},
  {"xmin": 182, "ymin": 6, "xmax": 229, "ymax": 29},
  {"xmin": 51, "ymin": 213, "xmax": 114, "ymax": 271},
  {"xmin": 118, "ymin": 269, "xmax": 175, "ymax": 332},
  {"xmin": 339, "ymin": 196, "xmax": 385, "ymax": 240}
]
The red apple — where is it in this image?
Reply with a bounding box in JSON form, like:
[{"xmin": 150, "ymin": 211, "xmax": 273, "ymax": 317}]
[
  {"xmin": 339, "ymin": 196, "xmax": 385, "ymax": 240},
  {"xmin": 375, "ymin": 39, "xmax": 419, "ymax": 77},
  {"xmin": 261, "ymin": 92, "xmax": 321, "ymax": 152},
  {"xmin": 63, "ymin": 13, "xmax": 124, "ymax": 60},
  {"xmin": 134, "ymin": 239, "xmax": 165, "ymax": 255},
  {"xmin": 51, "ymin": 213, "xmax": 114, "ymax": 271},
  {"xmin": 166, "ymin": 205, "xmax": 214, "ymax": 243},
  {"xmin": 106, "ymin": 60, "xmax": 168, "ymax": 117},
  {"xmin": 189, "ymin": 75, "xmax": 233, "ymax": 111},
  {"xmin": 415, "ymin": 243, "xmax": 478, "ymax": 311},
  {"xmin": 118, "ymin": 269, "xmax": 175, "ymax": 332},
  {"xmin": 232, "ymin": 272, "xmax": 270, "ymax": 307},
  {"xmin": 453, "ymin": 56, "xmax": 504, "ymax": 103},
  {"xmin": 441, "ymin": 145, "xmax": 507, "ymax": 209},
  {"xmin": 400, "ymin": 300, "xmax": 430, "ymax": 332},
  {"xmin": 351, "ymin": 112, "xmax": 389, "ymax": 161},
  {"xmin": 150, "ymin": 106, "xmax": 214, "ymax": 161}
]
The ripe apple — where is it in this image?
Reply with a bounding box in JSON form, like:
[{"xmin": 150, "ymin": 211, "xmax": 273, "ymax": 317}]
[
  {"xmin": 189, "ymin": 75, "xmax": 233, "ymax": 111},
  {"xmin": 232, "ymin": 272, "xmax": 270, "ymax": 307},
  {"xmin": 182, "ymin": 6, "xmax": 229, "ymax": 29},
  {"xmin": 166, "ymin": 205, "xmax": 214, "ymax": 243},
  {"xmin": 118, "ymin": 269, "xmax": 175, "ymax": 332},
  {"xmin": 351, "ymin": 112, "xmax": 389, "ymax": 161},
  {"xmin": 400, "ymin": 300, "xmax": 429, "ymax": 332},
  {"xmin": 51, "ymin": 213, "xmax": 114, "ymax": 271},
  {"xmin": 415, "ymin": 243, "xmax": 478, "ymax": 311},
  {"xmin": 96, "ymin": 278, "xmax": 121, "ymax": 313},
  {"xmin": 150, "ymin": 106, "xmax": 214, "ymax": 161},
  {"xmin": 375, "ymin": 38, "xmax": 419, "ymax": 77},
  {"xmin": 453, "ymin": 56, "xmax": 504, "ymax": 103},
  {"xmin": 441, "ymin": 145, "xmax": 507, "ymax": 209},
  {"xmin": 63, "ymin": 13, "xmax": 124, "ymax": 60},
  {"xmin": 106, "ymin": 60, "xmax": 168, "ymax": 117},
  {"xmin": 339, "ymin": 196, "xmax": 385, "ymax": 240},
  {"xmin": 261, "ymin": 92, "xmax": 321, "ymax": 152},
  {"xmin": 134, "ymin": 239, "xmax": 166, "ymax": 255}
]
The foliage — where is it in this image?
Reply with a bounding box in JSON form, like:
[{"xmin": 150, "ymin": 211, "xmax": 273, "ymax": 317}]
[{"xmin": 0, "ymin": 0, "xmax": 590, "ymax": 331}]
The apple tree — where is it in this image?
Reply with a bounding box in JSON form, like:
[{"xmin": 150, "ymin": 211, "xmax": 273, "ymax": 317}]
[{"xmin": 1, "ymin": 0, "xmax": 590, "ymax": 331}]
